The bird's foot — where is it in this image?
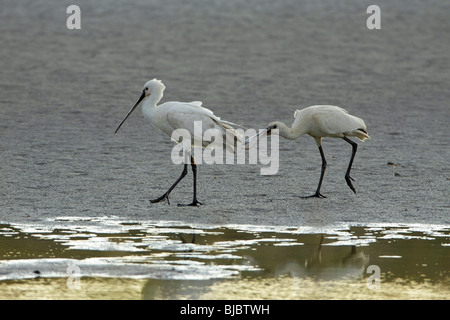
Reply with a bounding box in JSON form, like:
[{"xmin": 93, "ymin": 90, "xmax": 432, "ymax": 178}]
[
  {"xmin": 301, "ymin": 192, "xmax": 326, "ymax": 199},
  {"xmin": 150, "ymin": 193, "xmax": 171, "ymax": 205},
  {"xmin": 177, "ymin": 199, "xmax": 203, "ymax": 207},
  {"xmin": 345, "ymin": 175, "xmax": 356, "ymax": 194}
]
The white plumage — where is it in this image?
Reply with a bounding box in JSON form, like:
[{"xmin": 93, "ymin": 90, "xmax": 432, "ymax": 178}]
[
  {"xmin": 115, "ymin": 79, "xmax": 243, "ymax": 206},
  {"xmin": 267, "ymin": 105, "xmax": 369, "ymax": 144},
  {"xmin": 292, "ymin": 105, "xmax": 369, "ymax": 142},
  {"xmin": 247, "ymin": 105, "xmax": 370, "ymax": 198}
]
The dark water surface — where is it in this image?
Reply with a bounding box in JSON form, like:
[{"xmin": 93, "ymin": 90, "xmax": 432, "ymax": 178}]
[{"xmin": 0, "ymin": 217, "xmax": 448, "ymax": 299}]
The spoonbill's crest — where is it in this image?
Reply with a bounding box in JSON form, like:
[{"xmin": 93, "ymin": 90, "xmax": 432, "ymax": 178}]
[{"xmin": 143, "ymin": 78, "xmax": 166, "ymax": 97}]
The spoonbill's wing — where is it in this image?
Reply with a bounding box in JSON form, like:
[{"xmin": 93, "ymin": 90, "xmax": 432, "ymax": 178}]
[
  {"xmin": 166, "ymin": 103, "xmax": 245, "ymax": 146},
  {"xmin": 186, "ymin": 101, "xmax": 247, "ymax": 130},
  {"xmin": 166, "ymin": 104, "xmax": 215, "ymax": 141},
  {"xmin": 186, "ymin": 101, "xmax": 213, "ymax": 115},
  {"xmin": 310, "ymin": 107, "xmax": 368, "ymax": 140}
]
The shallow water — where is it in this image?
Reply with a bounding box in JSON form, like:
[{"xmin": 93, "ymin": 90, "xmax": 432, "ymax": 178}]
[{"xmin": 0, "ymin": 216, "xmax": 448, "ymax": 299}]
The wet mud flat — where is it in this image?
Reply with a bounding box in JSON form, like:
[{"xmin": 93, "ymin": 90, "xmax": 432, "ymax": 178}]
[{"xmin": 1, "ymin": 0, "xmax": 449, "ymax": 299}]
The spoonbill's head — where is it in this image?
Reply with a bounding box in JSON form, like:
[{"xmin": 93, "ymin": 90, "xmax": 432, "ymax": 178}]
[
  {"xmin": 143, "ymin": 78, "xmax": 166, "ymax": 97},
  {"xmin": 115, "ymin": 79, "xmax": 165, "ymax": 134},
  {"xmin": 265, "ymin": 121, "xmax": 284, "ymax": 135}
]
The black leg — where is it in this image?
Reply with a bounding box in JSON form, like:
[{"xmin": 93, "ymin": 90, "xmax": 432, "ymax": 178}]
[
  {"xmin": 342, "ymin": 137, "xmax": 358, "ymax": 194},
  {"xmin": 302, "ymin": 145, "xmax": 327, "ymax": 198},
  {"xmin": 178, "ymin": 156, "xmax": 203, "ymax": 207},
  {"xmin": 150, "ymin": 163, "xmax": 188, "ymax": 204}
]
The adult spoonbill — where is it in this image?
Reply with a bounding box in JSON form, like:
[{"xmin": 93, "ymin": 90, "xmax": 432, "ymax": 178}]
[
  {"xmin": 247, "ymin": 105, "xmax": 370, "ymax": 198},
  {"xmin": 115, "ymin": 79, "xmax": 243, "ymax": 206}
]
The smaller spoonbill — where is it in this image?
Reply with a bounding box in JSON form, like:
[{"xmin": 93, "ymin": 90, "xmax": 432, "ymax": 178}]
[
  {"xmin": 247, "ymin": 105, "xmax": 370, "ymax": 198},
  {"xmin": 115, "ymin": 79, "xmax": 243, "ymax": 206}
]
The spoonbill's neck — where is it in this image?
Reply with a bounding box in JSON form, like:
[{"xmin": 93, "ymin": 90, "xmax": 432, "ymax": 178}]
[
  {"xmin": 142, "ymin": 92, "xmax": 164, "ymax": 122},
  {"xmin": 143, "ymin": 90, "xmax": 164, "ymax": 112},
  {"xmin": 278, "ymin": 122, "xmax": 304, "ymax": 140},
  {"xmin": 149, "ymin": 93, "xmax": 163, "ymax": 107}
]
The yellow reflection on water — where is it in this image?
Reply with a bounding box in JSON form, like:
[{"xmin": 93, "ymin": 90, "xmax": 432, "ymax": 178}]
[
  {"xmin": 0, "ymin": 221, "xmax": 449, "ymax": 300},
  {"xmin": 0, "ymin": 278, "xmax": 146, "ymax": 300},
  {"xmin": 0, "ymin": 276, "xmax": 448, "ymax": 300},
  {"xmin": 199, "ymin": 276, "xmax": 449, "ymax": 300}
]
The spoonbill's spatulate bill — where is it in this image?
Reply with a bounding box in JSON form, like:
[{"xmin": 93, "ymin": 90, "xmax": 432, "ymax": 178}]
[
  {"xmin": 115, "ymin": 79, "xmax": 243, "ymax": 206},
  {"xmin": 247, "ymin": 105, "xmax": 370, "ymax": 198}
]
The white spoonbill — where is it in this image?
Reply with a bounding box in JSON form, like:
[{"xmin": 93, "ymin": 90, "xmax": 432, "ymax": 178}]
[
  {"xmin": 115, "ymin": 79, "xmax": 243, "ymax": 206},
  {"xmin": 247, "ymin": 105, "xmax": 370, "ymax": 198}
]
